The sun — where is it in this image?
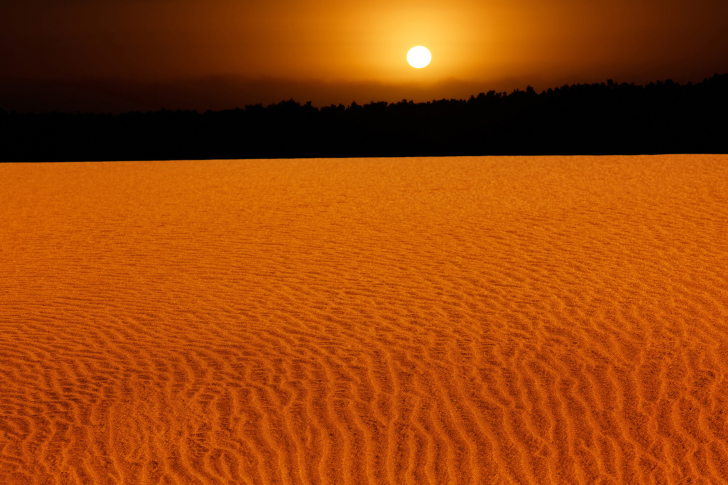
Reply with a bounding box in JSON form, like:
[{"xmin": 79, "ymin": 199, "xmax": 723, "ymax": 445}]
[{"xmin": 407, "ymin": 46, "xmax": 431, "ymax": 69}]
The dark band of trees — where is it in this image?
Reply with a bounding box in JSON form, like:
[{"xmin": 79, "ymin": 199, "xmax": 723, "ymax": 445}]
[{"xmin": 2, "ymin": 73, "xmax": 726, "ymax": 161}]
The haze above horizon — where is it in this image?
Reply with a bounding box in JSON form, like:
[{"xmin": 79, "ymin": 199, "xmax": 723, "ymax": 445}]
[{"xmin": 1, "ymin": 0, "xmax": 727, "ymax": 112}]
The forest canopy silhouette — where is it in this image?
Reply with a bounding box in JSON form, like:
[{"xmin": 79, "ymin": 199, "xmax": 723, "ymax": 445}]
[{"xmin": 2, "ymin": 74, "xmax": 727, "ymax": 161}]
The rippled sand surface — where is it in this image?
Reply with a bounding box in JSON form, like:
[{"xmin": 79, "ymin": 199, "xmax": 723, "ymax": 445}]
[{"xmin": 1, "ymin": 156, "xmax": 728, "ymax": 484}]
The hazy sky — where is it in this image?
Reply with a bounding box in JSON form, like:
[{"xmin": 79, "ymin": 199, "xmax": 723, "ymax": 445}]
[{"xmin": 2, "ymin": 0, "xmax": 727, "ymax": 112}]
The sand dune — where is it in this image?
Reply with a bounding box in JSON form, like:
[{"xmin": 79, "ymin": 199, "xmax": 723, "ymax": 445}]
[{"xmin": 1, "ymin": 155, "xmax": 727, "ymax": 484}]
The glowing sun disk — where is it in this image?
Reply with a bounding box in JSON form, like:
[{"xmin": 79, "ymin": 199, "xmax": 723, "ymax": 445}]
[{"xmin": 407, "ymin": 46, "xmax": 431, "ymax": 68}]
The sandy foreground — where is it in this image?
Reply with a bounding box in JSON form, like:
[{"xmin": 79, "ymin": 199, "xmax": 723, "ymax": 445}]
[{"xmin": 1, "ymin": 155, "xmax": 727, "ymax": 485}]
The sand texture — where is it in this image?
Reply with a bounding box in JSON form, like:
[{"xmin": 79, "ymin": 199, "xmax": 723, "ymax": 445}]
[{"xmin": 1, "ymin": 155, "xmax": 728, "ymax": 484}]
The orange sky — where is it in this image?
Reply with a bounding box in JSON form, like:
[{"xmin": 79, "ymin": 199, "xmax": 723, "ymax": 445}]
[{"xmin": 1, "ymin": 0, "xmax": 727, "ymax": 112}]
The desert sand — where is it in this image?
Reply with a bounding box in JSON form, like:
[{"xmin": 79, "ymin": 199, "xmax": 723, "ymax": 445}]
[{"xmin": 1, "ymin": 155, "xmax": 727, "ymax": 484}]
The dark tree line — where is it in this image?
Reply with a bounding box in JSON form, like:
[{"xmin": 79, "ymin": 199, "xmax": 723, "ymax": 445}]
[{"xmin": 1, "ymin": 73, "xmax": 727, "ymax": 161}]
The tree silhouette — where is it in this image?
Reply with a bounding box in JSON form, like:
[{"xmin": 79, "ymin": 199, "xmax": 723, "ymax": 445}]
[{"xmin": 1, "ymin": 73, "xmax": 727, "ymax": 161}]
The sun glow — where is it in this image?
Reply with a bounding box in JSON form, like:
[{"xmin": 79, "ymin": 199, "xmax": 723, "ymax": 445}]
[{"xmin": 407, "ymin": 46, "xmax": 432, "ymax": 68}]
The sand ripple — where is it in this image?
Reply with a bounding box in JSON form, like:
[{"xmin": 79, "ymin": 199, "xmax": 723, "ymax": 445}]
[{"xmin": 1, "ymin": 155, "xmax": 727, "ymax": 484}]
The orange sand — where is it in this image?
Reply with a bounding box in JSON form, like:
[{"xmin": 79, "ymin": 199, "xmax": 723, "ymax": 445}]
[{"xmin": 1, "ymin": 156, "xmax": 727, "ymax": 484}]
